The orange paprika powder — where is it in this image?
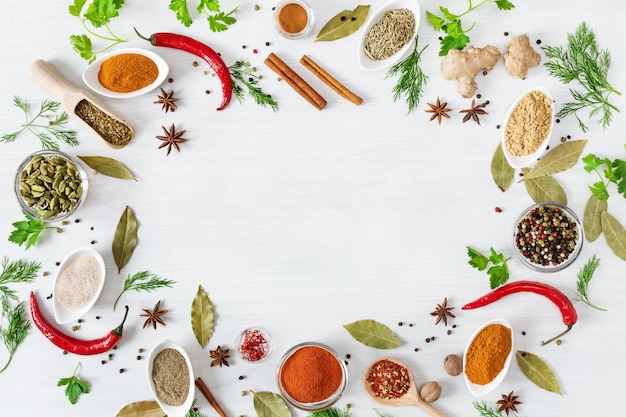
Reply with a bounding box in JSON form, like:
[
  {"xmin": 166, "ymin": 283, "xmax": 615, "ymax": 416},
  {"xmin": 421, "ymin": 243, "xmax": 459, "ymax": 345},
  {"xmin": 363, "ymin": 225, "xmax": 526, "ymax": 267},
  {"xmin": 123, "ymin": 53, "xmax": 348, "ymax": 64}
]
[
  {"xmin": 98, "ymin": 53, "xmax": 158, "ymax": 93},
  {"xmin": 279, "ymin": 345, "xmax": 343, "ymax": 404},
  {"xmin": 277, "ymin": 3, "xmax": 309, "ymax": 34},
  {"xmin": 464, "ymin": 323, "xmax": 512, "ymax": 385}
]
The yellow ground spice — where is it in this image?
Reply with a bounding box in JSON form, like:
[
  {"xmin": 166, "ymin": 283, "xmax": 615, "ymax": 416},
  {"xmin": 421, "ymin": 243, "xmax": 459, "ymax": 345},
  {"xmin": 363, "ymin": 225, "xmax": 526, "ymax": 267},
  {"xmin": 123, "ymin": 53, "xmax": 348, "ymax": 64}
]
[
  {"xmin": 504, "ymin": 90, "xmax": 553, "ymax": 156},
  {"xmin": 464, "ymin": 323, "xmax": 512, "ymax": 385},
  {"xmin": 98, "ymin": 53, "xmax": 158, "ymax": 93}
]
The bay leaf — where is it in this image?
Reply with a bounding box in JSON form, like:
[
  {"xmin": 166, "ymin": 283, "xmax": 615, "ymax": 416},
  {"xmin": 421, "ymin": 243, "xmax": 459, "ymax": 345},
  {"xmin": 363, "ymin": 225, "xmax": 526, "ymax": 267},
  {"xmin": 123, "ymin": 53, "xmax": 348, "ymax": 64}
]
[
  {"xmin": 523, "ymin": 140, "xmax": 588, "ymax": 180},
  {"xmin": 343, "ymin": 319, "xmax": 402, "ymax": 349},
  {"xmin": 515, "ymin": 350, "xmax": 562, "ymax": 395},
  {"xmin": 601, "ymin": 211, "xmax": 626, "ymax": 260},
  {"xmin": 315, "ymin": 5, "xmax": 371, "ymax": 42},
  {"xmin": 491, "ymin": 143, "xmax": 515, "ymax": 192},
  {"xmin": 191, "ymin": 284, "xmax": 214, "ymax": 349},
  {"xmin": 77, "ymin": 155, "xmax": 137, "ymax": 180},
  {"xmin": 252, "ymin": 391, "xmax": 291, "ymax": 417},
  {"xmin": 583, "ymin": 194, "xmax": 607, "ymax": 242},
  {"xmin": 112, "ymin": 205, "xmax": 138, "ymax": 273},
  {"xmin": 522, "ymin": 168, "xmax": 567, "ymax": 204},
  {"xmin": 116, "ymin": 400, "xmax": 165, "ymax": 417}
]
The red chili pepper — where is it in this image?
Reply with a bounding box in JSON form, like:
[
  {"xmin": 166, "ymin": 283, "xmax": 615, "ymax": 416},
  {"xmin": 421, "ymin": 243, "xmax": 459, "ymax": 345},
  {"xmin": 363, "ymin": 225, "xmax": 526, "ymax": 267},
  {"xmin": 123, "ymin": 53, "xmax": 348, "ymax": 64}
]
[
  {"xmin": 462, "ymin": 281, "xmax": 577, "ymax": 345},
  {"xmin": 30, "ymin": 291, "xmax": 129, "ymax": 355},
  {"xmin": 134, "ymin": 28, "xmax": 232, "ymax": 111}
]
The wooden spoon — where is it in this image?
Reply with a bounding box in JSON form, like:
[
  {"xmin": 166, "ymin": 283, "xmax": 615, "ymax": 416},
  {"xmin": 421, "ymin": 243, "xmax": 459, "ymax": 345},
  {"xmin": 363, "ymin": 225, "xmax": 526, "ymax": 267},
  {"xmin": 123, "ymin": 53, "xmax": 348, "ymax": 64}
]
[
  {"xmin": 364, "ymin": 358, "xmax": 446, "ymax": 417},
  {"xmin": 27, "ymin": 59, "xmax": 134, "ymax": 148}
]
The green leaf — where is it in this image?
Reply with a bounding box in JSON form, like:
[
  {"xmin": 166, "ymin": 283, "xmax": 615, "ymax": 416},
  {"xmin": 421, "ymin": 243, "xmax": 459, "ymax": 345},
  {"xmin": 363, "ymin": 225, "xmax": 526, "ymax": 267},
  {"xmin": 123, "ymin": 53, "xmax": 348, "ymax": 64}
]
[
  {"xmin": 69, "ymin": 0, "xmax": 87, "ymax": 16},
  {"xmin": 425, "ymin": 11, "xmax": 445, "ymax": 31},
  {"xmin": 198, "ymin": 0, "xmax": 220, "ymax": 13},
  {"xmin": 70, "ymin": 34, "xmax": 95, "ymax": 62},
  {"xmin": 583, "ymin": 194, "xmax": 607, "ymax": 242},
  {"xmin": 601, "ymin": 211, "xmax": 626, "ymax": 261},
  {"xmin": 522, "ymin": 169, "xmax": 568, "ymax": 204},
  {"xmin": 439, "ymin": 6, "xmax": 458, "ymax": 21},
  {"xmin": 252, "ymin": 391, "xmax": 291, "ymax": 417},
  {"xmin": 191, "ymin": 285, "xmax": 214, "ymax": 349},
  {"xmin": 113, "ymin": 271, "xmax": 175, "ymax": 311},
  {"xmin": 8, "ymin": 212, "xmax": 54, "ymax": 250},
  {"xmin": 614, "ymin": 159, "xmax": 626, "ymax": 197},
  {"xmin": 116, "ymin": 400, "xmax": 165, "ymax": 417},
  {"xmin": 491, "ymin": 143, "xmax": 515, "ymax": 192},
  {"xmin": 487, "ymin": 264, "xmax": 509, "ymax": 289},
  {"xmin": 77, "ymin": 155, "xmax": 136, "ymax": 180},
  {"xmin": 515, "ymin": 350, "xmax": 562, "ymax": 395},
  {"xmin": 495, "ymin": 0, "xmax": 516, "ymax": 10},
  {"xmin": 112, "ymin": 205, "xmax": 138, "ymax": 273},
  {"xmin": 169, "ymin": 0, "xmax": 193, "ymax": 27},
  {"xmin": 523, "ymin": 140, "xmax": 588, "ymax": 180},
  {"xmin": 58, "ymin": 363, "xmax": 89, "ymax": 404},
  {"xmin": 343, "ymin": 319, "xmax": 402, "ymax": 349},
  {"xmin": 467, "ymin": 246, "xmax": 489, "ymax": 271},
  {"xmin": 315, "ymin": 5, "xmax": 370, "ymax": 42},
  {"xmin": 207, "ymin": 9, "xmax": 237, "ymax": 32}
]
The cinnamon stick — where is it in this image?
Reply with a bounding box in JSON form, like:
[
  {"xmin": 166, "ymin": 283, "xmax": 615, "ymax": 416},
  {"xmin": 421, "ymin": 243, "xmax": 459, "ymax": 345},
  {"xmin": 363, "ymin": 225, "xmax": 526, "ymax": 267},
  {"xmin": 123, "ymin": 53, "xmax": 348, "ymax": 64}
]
[
  {"xmin": 195, "ymin": 377, "xmax": 227, "ymax": 417},
  {"xmin": 264, "ymin": 52, "xmax": 327, "ymax": 111},
  {"xmin": 300, "ymin": 55, "xmax": 363, "ymax": 106}
]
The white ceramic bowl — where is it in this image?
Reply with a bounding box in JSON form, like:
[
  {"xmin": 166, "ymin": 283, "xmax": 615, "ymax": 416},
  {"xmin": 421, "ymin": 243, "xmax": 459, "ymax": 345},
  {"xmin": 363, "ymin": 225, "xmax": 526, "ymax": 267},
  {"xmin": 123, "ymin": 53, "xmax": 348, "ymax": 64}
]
[
  {"xmin": 501, "ymin": 87, "xmax": 554, "ymax": 169},
  {"xmin": 52, "ymin": 247, "xmax": 105, "ymax": 324},
  {"xmin": 82, "ymin": 48, "xmax": 169, "ymax": 98},
  {"xmin": 357, "ymin": 0, "xmax": 421, "ymax": 71},
  {"xmin": 147, "ymin": 340, "xmax": 195, "ymax": 417},
  {"xmin": 463, "ymin": 318, "xmax": 514, "ymax": 396}
]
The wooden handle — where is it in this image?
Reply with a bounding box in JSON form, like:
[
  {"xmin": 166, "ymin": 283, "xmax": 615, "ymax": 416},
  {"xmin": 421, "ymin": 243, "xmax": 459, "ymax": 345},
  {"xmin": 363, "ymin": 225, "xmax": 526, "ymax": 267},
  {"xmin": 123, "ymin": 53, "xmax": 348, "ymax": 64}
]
[
  {"xmin": 415, "ymin": 398, "xmax": 447, "ymax": 417},
  {"xmin": 27, "ymin": 59, "xmax": 80, "ymax": 102}
]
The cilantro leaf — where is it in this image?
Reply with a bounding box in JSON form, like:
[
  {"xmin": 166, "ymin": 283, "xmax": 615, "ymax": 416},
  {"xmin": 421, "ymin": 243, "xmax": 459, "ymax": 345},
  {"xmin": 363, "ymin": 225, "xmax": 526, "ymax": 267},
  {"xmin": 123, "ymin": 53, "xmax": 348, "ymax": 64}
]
[
  {"xmin": 425, "ymin": 11, "xmax": 445, "ymax": 31},
  {"xmin": 8, "ymin": 212, "xmax": 56, "ymax": 250},
  {"xmin": 613, "ymin": 159, "xmax": 626, "ymax": 197},
  {"xmin": 467, "ymin": 246, "xmax": 511, "ymax": 288},
  {"xmin": 69, "ymin": 0, "xmax": 87, "ymax": 16},
  {"xmin": 58, "ymin": 363, "xmax": 89, "ymax": 405},
  {"xmin": 487, "ymin": 264, "xmax": 509, "ymax": 289},
  {"xmin": 495, "ymin": 0, "xmax": 516, "ymax": 10},
  {"xmin": 583, "ymin": 152, "xmax": 626, "ymax": 200},
  {"xmin": 169, "ymin": 0, "xmax": 193, "ymax": 27},
  {"xmin": 207, "ymin": 8, "xmax": 237, "ymax": 32},
  {"xmin": 467, "ymin": 247, "xmax": 489, "ymax": 271},
  {"xmin": 198, "ymin": 0, "xmax": 220, "ymax": 13}
]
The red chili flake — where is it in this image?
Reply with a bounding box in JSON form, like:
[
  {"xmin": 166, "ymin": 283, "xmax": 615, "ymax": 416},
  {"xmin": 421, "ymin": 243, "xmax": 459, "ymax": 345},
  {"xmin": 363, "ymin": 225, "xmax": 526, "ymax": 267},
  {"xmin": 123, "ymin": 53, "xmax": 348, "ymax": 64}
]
[
  {"xmin": 366, "ymin": 359, "xmax": 411, "ymax": 399},
  {"xmin": 237, "ymin": 329, "xmax": 270, "ymax": 362},
  {"xmin": 253, "ymin": 49, "xmax": 259, "ymax": 54},
  {"xmin": 495, "ymin": 206, "xmax": 502, "ymax": 213}
]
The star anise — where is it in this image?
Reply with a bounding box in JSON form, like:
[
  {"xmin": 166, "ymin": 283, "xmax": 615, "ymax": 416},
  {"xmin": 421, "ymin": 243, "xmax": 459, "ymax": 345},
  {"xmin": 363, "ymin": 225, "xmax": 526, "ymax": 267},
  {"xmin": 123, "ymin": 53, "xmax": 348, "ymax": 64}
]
[
  {"xmin": 425, "ymin": 97, "xmax": 453, "ymax": 125},
  {"xmin": 154, "ymin": 88, "xmax": 178, "ymax": 113},
  {"xmin": 209, "ymin": 345, "xmax": 230, "ymax": 367},
  {"xmin": 141, "ymin": 300, "xmax": 168, "ymax": 329},
  {"xmin": 156, "ymin": 123, "xmax": 188, "ymax": 156},
  {"xmin": 497, "ymin": 391, "xmax": 522, "ymax": 416},
  {"xmin": 460, "ymin": 99, "xmax": 489, "ymax": 125},
  {"xmin": 430, "ymin": 297, "xmax": 456, "ymax": 326}
]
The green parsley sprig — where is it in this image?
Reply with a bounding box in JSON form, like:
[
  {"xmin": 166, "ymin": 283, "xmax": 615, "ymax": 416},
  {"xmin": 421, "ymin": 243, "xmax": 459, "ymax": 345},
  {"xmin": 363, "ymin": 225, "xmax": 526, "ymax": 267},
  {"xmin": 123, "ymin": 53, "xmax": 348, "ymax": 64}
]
[
  {"xmin": 8, "ymin": 212, "xmax": 59, "ymax": 250},
  {"xmin": 0, "ymin": 302, "xmax": 30, "ymax": 374},
  {"xmin": 58, "ymin": 362, "xmax": 89, "ymax": 404},
  {"xmin": 573, "ymin": 255, "xmax": 605, "ymax": 310},
  {"xmin": 229, "ymin": 60, "xmax": 278, "ymax": 111},
  {"xmin": 543, "ymin": 22, "xmax": 621, "ymax": 132},
  {"xmin": 169, "ymin": 0, "xmax": 238, "ymax": 32},
  {"xmin": 582, "ymin": 152, "xmax": 626, "ymax": 200},
  {"xmin": 386, "ymin": 36, "xmax": 429, "ymax": 113},
  {"xmin": 69, "ymin": 0, "xmax": 126, "ymax": 63},
  {"xmin": 1, "ymin": 96, "xmax": 78, "ymax": 150},
  {"xmin": 113, "ymin": 271, "xmax": 176, "ymax": 310},
  {"xmin": 467, "ymin": 246, "xmax": 511, "ymax": 289},
  {"xmin": 426, "ymin": 0, "xmax": 515, "ymax": 56}
]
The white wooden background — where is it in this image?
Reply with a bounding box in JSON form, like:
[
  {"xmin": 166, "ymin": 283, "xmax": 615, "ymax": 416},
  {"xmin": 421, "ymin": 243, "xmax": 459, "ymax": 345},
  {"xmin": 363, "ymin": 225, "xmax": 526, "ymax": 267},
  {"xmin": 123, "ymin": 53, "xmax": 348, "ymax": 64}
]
[{"xmin": 1, "ymin": 0, "xmax": 625, "ymax": 416}]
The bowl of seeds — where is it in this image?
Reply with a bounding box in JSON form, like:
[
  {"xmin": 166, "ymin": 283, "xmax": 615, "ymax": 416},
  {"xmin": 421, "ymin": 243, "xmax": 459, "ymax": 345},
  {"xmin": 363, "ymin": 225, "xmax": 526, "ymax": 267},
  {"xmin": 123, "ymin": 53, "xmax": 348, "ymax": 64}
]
[
  {"xmin": 14, "ymin": 150, "xmax": 88, "ymax": 221},
  {"xmin": 513, "ymin": 202, "xmax": 583, "ymax": 272}
]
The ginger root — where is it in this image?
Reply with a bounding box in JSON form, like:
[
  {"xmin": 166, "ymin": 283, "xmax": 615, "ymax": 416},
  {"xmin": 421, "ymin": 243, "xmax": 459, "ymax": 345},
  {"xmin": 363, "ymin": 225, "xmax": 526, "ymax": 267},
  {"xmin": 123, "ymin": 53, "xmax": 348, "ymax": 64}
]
[
  {"xmin": 441, "ymin": 45, "xmax": 501, "ymax": 98},
  {"xmin": 504, "ymin": 35, "xmax": 541, "ymax": 79}
]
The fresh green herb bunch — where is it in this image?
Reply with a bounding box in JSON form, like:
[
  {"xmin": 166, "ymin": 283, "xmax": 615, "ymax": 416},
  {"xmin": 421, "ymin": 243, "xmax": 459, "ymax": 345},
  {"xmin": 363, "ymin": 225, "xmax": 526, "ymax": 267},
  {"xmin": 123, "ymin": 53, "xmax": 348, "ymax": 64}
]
[
  {"xmin": 573, "ymin": 255, "xmax": 605, "ymax": 310},
  {"xmin": 543, "ymin": 22, "xmax": 621, "ymax": 132},
  {"xmin": 8, "ymin": 211, "xmax": 59, "ymax": 250},
  {"xmin": 0, "ymin": 302, "xmax": 30, "ymax": 374},
  {"xmin": 113, "ymin": 271, "xmax": 176, "ymax": 310},
  {"xmin": 467, "ymin": 246, "xmax": 511, "ymax": 289},
  {"xmin": 426, "ymin": 0, "xmax": 515, "ymax": 56},
  {"xmin": 169, "ymin": 0, "xmax": 238, "ymax": 32},
  {"xmin": 309, "ymin": 406, "xmax": 352, "ymax": 417},
  {"xmin": 582, "ymin": 152, "xmax": 626, "ymax": 200},
  {"xmin": 229, "ymin": 60, "xmax": 279, "ymax": 111},
  {"xmin": 58, "ymin": 362, "xmax": 89, "ymax": 404},
  {"xmin": 69, "ymin": 0, "xmax": 126, "ymax": 63},
  {"xmin": 0, "ymin": 257, "xmax": 40, "ymax": 312},
  {"xmin": 386, "ymin": 36, "xmax": 429, "ymax": 113}
]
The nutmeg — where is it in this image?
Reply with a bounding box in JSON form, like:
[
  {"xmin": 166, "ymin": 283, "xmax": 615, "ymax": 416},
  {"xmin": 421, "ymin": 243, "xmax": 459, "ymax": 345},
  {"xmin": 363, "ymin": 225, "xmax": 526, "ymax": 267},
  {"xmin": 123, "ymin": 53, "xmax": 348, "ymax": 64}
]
[
  {"xmin": 444, "ymin": 353, "xmax": 463, "ymax": 376},
  {"xmin": 419, "ymin": 381, "xmax": 441, "ymax": 403}
]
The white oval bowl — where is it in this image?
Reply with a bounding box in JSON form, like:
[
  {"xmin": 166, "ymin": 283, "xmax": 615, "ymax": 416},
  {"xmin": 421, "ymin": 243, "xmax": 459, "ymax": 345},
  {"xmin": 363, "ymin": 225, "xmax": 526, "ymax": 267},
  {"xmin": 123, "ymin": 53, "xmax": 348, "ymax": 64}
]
[
  {"xmin": 357, "ymin": 0, "xmax": 421, "ymax": 71},
  {"xmin": 463, "ymin": 318, "xmax": 514, "ymax": 397},
  {"xmin": 82, "ymin": 48, "xmax": 169, "ymax": 98},
  {"xmin": 147, "ymin": 340, "xmax": 195, "ymax": 417},
  {"xmin": 53, "ymin": 247, "xmax": 106, "ymax": 324},
  {"xmin": 501, "ymin": 87, "xmax": 554, "ymax": 169}
]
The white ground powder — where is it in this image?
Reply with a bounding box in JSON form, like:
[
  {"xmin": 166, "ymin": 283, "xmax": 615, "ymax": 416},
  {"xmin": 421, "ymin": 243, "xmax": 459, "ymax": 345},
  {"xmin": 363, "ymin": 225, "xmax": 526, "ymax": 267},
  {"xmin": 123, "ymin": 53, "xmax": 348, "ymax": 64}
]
[{"xmin": 54, "ymin": 254, "xmax": 103, "ymax": 310}]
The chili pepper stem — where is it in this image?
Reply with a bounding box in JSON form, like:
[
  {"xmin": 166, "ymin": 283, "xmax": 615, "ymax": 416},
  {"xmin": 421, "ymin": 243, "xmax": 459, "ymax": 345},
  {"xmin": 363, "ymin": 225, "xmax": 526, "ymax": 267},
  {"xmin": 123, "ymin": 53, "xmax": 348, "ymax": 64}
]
[
  {"xmin": 541, "ymin": 324, "xmax": 574, "ymax": 346},
  {"xmin": 133, "ymin": 27, "xmax": 151, "ymax": 43},
  {"xmin": 112, "ymin": 305, "xmax": 130, "ymax": 337}
]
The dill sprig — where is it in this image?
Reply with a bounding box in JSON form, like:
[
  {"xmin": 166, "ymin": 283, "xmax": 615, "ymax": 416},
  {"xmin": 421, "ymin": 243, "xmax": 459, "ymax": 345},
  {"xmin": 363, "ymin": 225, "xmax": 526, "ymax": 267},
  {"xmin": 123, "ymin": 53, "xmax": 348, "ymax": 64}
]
[
  {"xmin": 1, "ymin": 96, "xmax": 79, "ymax": 150},
  {"xmin": 473, "ymin": 401, "xmax": 521, "ymax": 417},
  {"xmin": 0, "ymin": 257, "xmax": 41, "ymax": 314},
  {"xmin": 113, "ymin": 271, "xmax": 176, "ymax": 311},
  {"xmin": 229, "ymin": 60, "xmax": 278, "ymax": 111},
  {"xmin": 309, "ymin": 406, "xmax": 352, "ymax": 417},
  {"xmin": 543, "ymin": 22, "xmax": 621, "ymax": 133},
  {"xmin": 186, "ymin": 400, "xmax": 210, "ymax": 417},
  {"xmin": 373, "ymin": 409, "xmax": 393, "ymax": 417},
  {"xmin": 386, "ymin": 36, "xmax": 429, "ymax": 113},
  {"xmin": 0, "ymin": 302, "xmax": 30, "ymax": 374},
  {"xmin": 573, "ymin": 255, "xmax": 605, "ymax": 310}
]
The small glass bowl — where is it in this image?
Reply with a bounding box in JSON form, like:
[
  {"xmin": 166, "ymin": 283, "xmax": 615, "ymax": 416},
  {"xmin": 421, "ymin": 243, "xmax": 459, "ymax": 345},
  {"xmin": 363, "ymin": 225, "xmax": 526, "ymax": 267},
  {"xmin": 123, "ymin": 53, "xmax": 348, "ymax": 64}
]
[
  {"xmin": 276, "ymin": 342, "xmax": 348, "ymax": 411},
  {"xmin": 14, "ymin": 150, "xmax": 88, "ymax": 222},
  {"xmin": 273, "ymin": 0, "xmax": 314, "ymax": 40},
  {"xmin": 235, "ymin": 327, "xmax": 272, "ymax": 363},
  {"xmin": 513, "ymin": 202, "xmax": 583, "ymax": 272}
]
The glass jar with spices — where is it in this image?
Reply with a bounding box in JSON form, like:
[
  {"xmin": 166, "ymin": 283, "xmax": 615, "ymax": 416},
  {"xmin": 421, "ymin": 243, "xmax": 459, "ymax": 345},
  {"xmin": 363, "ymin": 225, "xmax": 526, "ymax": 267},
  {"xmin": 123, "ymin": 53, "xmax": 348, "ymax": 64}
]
[{"xmin": 273, "ymin": 0, "xmax": 314, "ymax": 39}]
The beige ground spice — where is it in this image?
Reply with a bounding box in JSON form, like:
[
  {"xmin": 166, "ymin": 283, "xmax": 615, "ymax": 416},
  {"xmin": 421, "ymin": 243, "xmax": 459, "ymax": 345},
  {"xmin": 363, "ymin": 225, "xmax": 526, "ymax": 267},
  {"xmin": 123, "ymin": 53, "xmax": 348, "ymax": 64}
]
[
  {"xmin": 504, "ymin": 90, "xmax": 553, "ymax": 156},
  {"xmin": 54, "ymin": 254, "xmax": 103, "ymax": 310},
  {"xmin": 152, "ymin": 348, "xmax": 190, "ymax": 406}
]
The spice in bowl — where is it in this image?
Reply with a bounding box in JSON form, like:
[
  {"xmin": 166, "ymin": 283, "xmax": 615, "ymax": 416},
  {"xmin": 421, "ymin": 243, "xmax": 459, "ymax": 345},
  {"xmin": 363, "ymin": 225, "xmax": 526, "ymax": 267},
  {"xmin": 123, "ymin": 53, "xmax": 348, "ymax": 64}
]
[
  {"xmin": 152, "ymin": 348, "xmax": 190, "ymax": 406},
  {"xmin": 236, "ymin": 327, "xmax": 271, "ymax": 362},
  {"xmin": 98, "ymin": 53, "xmax": 159, "ymax": 93},
  {"xmin": 273, "ymin": 0, "xmax": 314, "ymax": 39},
  {"xmin": 276, "ymin": 342, "xmax": 347, "ymax": 410},
  {"xmin": 514, "ymin": 202, "xmax": 583, "ymax": 271},
  {"xmin": 363, "ymin": 8, "xmax": 416, "ymax": 61}
]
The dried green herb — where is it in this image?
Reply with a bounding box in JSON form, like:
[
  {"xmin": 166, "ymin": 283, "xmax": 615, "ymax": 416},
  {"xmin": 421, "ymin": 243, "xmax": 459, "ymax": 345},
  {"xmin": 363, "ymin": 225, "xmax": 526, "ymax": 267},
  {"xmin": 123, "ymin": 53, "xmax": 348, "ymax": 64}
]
[
  {"xmin": 251, "ymin": 391, "xmax": 291, "ymax": 417},
  {"xmin": 573, "ymin": 255, "xmax": 605, "ymax": 310},
  {"xmin": 523, "ymin": 140, "xmax": 588, "ymax": 180},
  {"xmin": 112, "ymin": 205, "xmax": 138, "ymax": 273},
  {"xmin": 515, "ymin": 350, "xmax": 562, "ymax": 395},
  {"xmin": 77, "ymin": 156, "xmax": 137, "ymax": 181},
  {"xmin": 601, "ymin": 211, "xmax": 626, "ymax": 261},
  {"xmin": 491, "ymin": 143, "xmax": 515, "ymax": 192},
  {"xmin": 521, "ymin": 169, "xmax": 567, "ymax": 204},
  {"xmin": 583, "ymin": 194, "xmax": 607, "ymax": 242},
  {"xmin": 315, "ymin": 5, "xmax": 370, "ymax": 42},
  {"xmin": 343, "ymin": 319, "xmax": 402, "ymax": 349},
  {"xmin": 191, "ymin": 285, "xmax": 214, "ymax": 349},
  {"xmin": 116, "ymin": 400, "xmax": 164, "ymax": 417}
]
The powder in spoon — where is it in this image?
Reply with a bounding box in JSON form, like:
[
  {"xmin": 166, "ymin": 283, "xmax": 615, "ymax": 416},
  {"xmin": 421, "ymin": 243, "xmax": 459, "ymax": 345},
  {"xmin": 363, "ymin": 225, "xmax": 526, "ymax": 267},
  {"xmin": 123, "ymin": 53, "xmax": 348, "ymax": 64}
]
[
  {"xmin": 54, "ymin": 254, "xmax": 103, "ymax": 310},
  {"xmin": 152, "ymin": 348, "xmax": 190, "ymax": 406}
]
